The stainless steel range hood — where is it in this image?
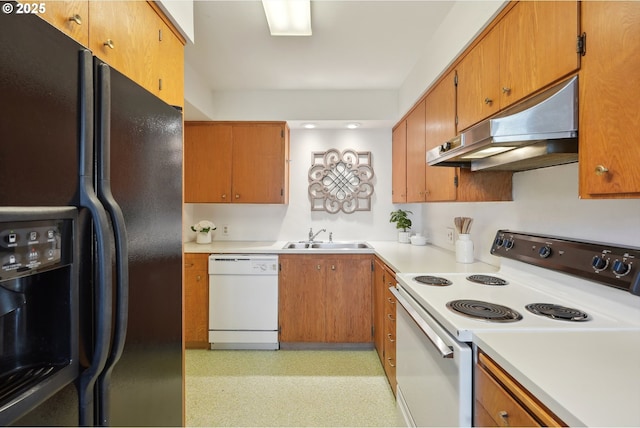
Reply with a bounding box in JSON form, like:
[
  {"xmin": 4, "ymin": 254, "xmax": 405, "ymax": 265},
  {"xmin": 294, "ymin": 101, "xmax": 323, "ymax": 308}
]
[{"xmin": 427, "ymin": 76, "xmax": 578, "ymax": 171}]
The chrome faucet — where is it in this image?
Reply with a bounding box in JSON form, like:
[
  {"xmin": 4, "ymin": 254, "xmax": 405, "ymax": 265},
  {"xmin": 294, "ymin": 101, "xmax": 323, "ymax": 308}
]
[{"xmin": 308, "ymin": 228, "xmax": 326, "ymax": 242}]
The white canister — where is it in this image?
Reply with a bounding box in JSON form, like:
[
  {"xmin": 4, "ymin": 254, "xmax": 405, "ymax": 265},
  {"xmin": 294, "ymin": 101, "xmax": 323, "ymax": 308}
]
[
  {"xmin": 196, "ymin": 231, "xmax": 212, "ymax": 244},
  {"xmin": 455, "ymin": 234, "xmax": 474, "ymax": 263}
]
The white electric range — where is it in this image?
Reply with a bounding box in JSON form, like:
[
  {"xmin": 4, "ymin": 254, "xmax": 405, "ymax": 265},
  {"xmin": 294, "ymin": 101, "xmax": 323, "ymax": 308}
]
[{"xmin": 393, "ymin": 230, "xmax": 640, "ymax": 427}]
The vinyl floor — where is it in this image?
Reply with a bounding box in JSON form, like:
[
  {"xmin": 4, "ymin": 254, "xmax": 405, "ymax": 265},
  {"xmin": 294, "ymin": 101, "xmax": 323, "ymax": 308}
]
[{"xmin": 185, "ymin": 349, "xmax": 401, "ymax": 427}]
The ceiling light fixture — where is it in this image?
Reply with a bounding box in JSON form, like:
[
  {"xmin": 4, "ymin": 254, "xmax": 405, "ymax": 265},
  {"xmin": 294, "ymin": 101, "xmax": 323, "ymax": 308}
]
[
  {"xmin": 346, "ymin": 122, "xmax": 361, "ymax": 129},
  {"xmin": 262, "ymin": 0, "xmax": 312, "ymax": 36},
  {"xmin": 303, "ymin": 123, "xmax": 316, "ymax": 129}
]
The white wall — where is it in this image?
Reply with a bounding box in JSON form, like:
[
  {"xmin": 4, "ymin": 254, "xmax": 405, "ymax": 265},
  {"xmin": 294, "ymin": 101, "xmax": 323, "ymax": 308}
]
[
  {"xmin": 423, "ymin": 163, "xmax": 640, "ymax": 266},
  {"xmin": 184, "ymin": 128, "xmax": 423, "ymax": 243},
  {"xmin": 398, "ymin": 0, "xmax": 506, "ymax": 114}
]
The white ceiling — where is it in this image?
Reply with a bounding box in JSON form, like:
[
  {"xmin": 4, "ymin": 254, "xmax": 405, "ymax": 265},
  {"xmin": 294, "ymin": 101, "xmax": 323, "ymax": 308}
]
[{"xmin": 183, "ymin": 1, "xmax": 501, "ymax": 128}]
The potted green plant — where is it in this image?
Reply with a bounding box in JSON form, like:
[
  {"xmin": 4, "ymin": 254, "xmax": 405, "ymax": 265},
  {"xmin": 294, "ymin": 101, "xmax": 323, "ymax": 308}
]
[{"xmin": 389, "ymin": 209, "xmax": 412, "ymax": 243}]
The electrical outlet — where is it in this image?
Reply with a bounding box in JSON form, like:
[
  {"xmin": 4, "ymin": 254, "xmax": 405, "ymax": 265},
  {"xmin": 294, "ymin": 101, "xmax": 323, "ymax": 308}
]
[
  {"xmin": 446, "ymin": 227, "xmax": 454, "ymax": 244},
  {"xmin": 222, "ymin": 225, "xmax": 229, "ymax": 236}
]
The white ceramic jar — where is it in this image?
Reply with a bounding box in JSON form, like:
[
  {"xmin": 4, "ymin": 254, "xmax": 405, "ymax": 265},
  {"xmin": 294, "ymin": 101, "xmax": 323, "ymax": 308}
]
[{"xmin": 455, "ymin": 234, "xmax": 474, "ymax": 263}]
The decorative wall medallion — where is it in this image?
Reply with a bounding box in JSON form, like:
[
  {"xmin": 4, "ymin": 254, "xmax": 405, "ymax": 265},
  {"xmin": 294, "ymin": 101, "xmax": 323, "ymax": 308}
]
[{"xmin": 308, "ymin": 149, "xmax": 374, "ymax": 214}]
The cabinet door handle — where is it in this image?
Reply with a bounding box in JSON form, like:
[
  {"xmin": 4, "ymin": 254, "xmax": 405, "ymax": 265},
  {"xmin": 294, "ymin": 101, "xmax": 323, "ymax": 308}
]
[
  {"xmin": 331, "ymin": 265, "xmax": 335, "ymax": 270},
  {"xmin": 386, "ymin": 357, "xmax": 396, "ymax": 368},
  {"xmin": 317, "ymin": 265, "xmax": 321, "ymax": 270},
  {"xmin": 69, "ymin": 14, "xmax": 82, "ymax": 25},
  {"xmin": 387, "ymin": 333, "xmax": 395, "ymax": 343},
  {"xmin": 595, "ymin": 165, "xmax": 609, "ymax": 176},
  {"xmin": 235, "ymin": 194, "xmax": 240, "ymax": 199},
  {"xmin": 184, "ymin": 263, "xmax": 194, "ymax": 268},
  {"xmin": 387, "ymin": 313, "xmax": 395, "ymax": 322},
  {"xmin": 104, "ymin": 39, "xmax": 115, "ymax": 49},
  {"xmin": 484, "ymin": 97, "xmax": 493, "ymax": 105},
  {"xmin": 498, "ymin": 411, "xmax": 509, "ymax": 426},
  {"xmin": 221, "ymin": 194, "xmax": 227, "ymax": 199},
  {"xmin": 386, "ymin": 297, "xmax": 395, "ymax": 305},
  {"xmin": 502, "ymin": 86, "xmax": 511, "ymax": 94},
  {"xmin": 196, "ymin": 275, "xmax": 201, "ymax": 281}
]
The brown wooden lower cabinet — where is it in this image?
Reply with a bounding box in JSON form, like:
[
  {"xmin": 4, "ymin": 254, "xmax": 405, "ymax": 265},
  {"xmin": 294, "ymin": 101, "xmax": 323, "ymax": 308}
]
[
  {"xmin": 383, "ymin": 285, "xmax": 397, "ymax": 394},
  {"xmin": 184, "ymin": 253, "xmax": 209, "ymax": 349},
  {"xmin": 279, "ymin": 254, "xmax": 373, "ymax": 344},
  {"xmin": 475, "ymin": 350, "xmax": 566, "ymax": 427},
  {"xmin": 373, "ymin": 257, "xmax": 397, "ymax": 394}
]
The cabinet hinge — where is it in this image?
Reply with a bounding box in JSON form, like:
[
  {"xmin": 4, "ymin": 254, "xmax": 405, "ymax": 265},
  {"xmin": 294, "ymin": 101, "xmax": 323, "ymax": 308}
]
[
  {"xmin": 371, "ymin": 325, "xmax": 374, "ymax": 338},
  {"xmin": 454, "ymin": 175, "xmax": 459, "ymax": 187},
  {"xmin": 281, "ymin": 129, "xmax": 284, "ymax": 138},
  {"xmin": 454, "ymin": 71, "xmax": 458, "ymax": 86},
  {"xmin": 577, "ymin": 32, "xmax": 586, "ymax": 56},
  {"xmin": 278, "ymin": 263, "xmax": 281, "ymax": 272},
  {"xmin": 455, "ymin": 115, "xmax": 459, "ymax": 126},
  {"xmin": 371, "ymin": 260, "xmax": 374, "ymax": 272},
  {"xmin": 158, "ymin": 78, "xmax": 163, "ymax": 91},
  {"xmin": 159, "ymin": 29, "xmax": 163, "ymax": 42},
  {"xmin": 281, "ymin": 188, "xmax": 284, "ymax": 196}
]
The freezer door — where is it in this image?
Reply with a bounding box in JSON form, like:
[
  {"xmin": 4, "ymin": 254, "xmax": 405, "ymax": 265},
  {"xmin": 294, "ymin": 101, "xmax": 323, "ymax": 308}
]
[
  {"xmin": 0, "ymin": 11, "xmax": 82, "ymax": 207},
  {"xmin": 0, "ymin": 11, "xmax": 90, "ymax": 428}
]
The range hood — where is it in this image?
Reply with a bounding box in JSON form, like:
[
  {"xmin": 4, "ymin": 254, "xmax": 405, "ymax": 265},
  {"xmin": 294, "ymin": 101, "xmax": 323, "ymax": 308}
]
[{"xmin": 427, "ymin": 76, "xmax": 578, "ymax": 171}]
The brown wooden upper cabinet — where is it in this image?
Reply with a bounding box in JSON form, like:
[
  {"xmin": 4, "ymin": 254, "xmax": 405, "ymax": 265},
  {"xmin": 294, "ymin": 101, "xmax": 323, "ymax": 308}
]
[
  {"xmin": 408, "ymin": 71, "xmax": 513, "ymax": 203},
  {"xmin": 405, "ymin": 100, "xmax": 427, "ymax": 202},
  {"xmin": 424, "ymin": 71, "xmax": 458, "ymax": 202},
  {"xmin": 39, "ymin": 1, "xmax": 185, "ymax": 107},
  {"xmin": 579, "ymin": 1, "xmax": 640, "ymax": 199},
  {"xmin": 456, "ymin": 0, "xmax": 580, "ymax": 132},
  {"xmin": 38, "ymin": 1, "xmax": 89, "ymax": 46},
  {"xmin": 391, "ymin": 122, "xmax": 408, "ymax": 203},
  {"xmin": 184, "ymin": 122, "xmax": 290, "ymax": 204}
]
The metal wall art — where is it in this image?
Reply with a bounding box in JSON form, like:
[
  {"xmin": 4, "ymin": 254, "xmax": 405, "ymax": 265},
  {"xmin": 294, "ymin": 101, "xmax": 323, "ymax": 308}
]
[{"xmin": 308, "ymin": 148, "xmax": 374, "ymax": 214}]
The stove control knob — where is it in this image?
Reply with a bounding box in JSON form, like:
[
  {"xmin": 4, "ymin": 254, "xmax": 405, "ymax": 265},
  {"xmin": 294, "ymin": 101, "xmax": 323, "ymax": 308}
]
[
  {"xmin": 591, "ymin": 255, "xmax": 609, "ymax": 271},
  {"xmin": 612, "ymin": 259, "xmax": 631, "ymax": 277},
  {"xmin": 538, "ymin": 246, "xmax": 552, "ymax": 258},
  {"xmin": 504, "ymin": 239, "xmax": 515, "ymax": 250}
]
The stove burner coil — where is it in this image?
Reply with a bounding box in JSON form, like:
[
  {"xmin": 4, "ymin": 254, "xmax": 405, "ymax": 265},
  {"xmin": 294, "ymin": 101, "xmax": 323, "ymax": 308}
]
[
  {"xmin": 413, "ymin": 275, "xmax": 452, "ymax": 286},
  {"xmin": 466, "ymin": 275, "xmax": 508, "ymax": 286},
  {"xmin": 446, "ymin": 300, "xmax": 523, "ymax": 322},
  {"xmin": 525, "ymin": 303, "xmax": 590, "ymax": 322}
]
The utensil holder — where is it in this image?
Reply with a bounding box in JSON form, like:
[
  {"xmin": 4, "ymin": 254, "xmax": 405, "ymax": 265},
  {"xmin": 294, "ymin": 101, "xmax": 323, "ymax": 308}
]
[{"xmin": 455, "ymin": 234, "xmax": 474, "ymax": 263}]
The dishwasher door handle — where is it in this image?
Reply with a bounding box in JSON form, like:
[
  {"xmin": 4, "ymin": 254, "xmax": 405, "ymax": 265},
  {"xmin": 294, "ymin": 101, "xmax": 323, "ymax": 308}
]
[{"xmin": 390, "ymin": 286, "xmax": 454, "ymax": 359}]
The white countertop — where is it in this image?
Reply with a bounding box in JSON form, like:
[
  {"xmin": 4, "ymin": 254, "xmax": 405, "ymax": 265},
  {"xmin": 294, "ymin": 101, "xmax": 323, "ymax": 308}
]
[
  {"xmin": 183, "ymin": 240, "xmax": 498, "ymax": 274},
  {"xmin": 184, "ymin": 239, "xmax": 640, "ymax": 426},
  {"xmin": 474, "ymin": 330, "xmax": 640, "ymax": 427}
]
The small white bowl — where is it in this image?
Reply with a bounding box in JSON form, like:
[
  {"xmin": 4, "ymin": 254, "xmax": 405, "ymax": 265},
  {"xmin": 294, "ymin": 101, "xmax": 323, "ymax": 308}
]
[{"xmin": 410, "ymin": 235, "xmax": 428, "ymax": 246}]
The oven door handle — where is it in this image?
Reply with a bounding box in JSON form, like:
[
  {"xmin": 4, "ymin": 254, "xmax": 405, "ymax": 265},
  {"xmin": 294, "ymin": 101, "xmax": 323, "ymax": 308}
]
[{"xmin": 390, "ymin": 286, "xmax": 454, "ymax": 359}]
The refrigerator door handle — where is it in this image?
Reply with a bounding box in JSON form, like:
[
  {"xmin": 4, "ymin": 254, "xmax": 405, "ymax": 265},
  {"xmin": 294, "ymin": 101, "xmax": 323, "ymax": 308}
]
[
  {"xmin": 77, "ymin": 49, "xmax": 114, "ymax": 427},
  {"xmin": 94, "ymin": 62, "xmax": 130, "ymax": 427}
]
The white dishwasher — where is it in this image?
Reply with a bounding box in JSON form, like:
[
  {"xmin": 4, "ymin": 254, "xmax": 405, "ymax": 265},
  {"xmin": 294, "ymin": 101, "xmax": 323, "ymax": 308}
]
[{"xmin": 208, "ymin": 254, "xmax": 279, "ymax": 350}]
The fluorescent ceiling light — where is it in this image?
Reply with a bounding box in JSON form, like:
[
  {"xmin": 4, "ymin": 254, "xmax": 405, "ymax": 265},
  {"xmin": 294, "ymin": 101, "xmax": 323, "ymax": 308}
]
[
  {"xmin": 346, "ymin": 122, "xmax": 361, "ymax": 129},
  {"xmin": 303, "ymin": 123, "xmax": 316, "ymax": 129},
  {"xmin": 262, "ymin": 0, "xmax": 312, "ymax": 36}
]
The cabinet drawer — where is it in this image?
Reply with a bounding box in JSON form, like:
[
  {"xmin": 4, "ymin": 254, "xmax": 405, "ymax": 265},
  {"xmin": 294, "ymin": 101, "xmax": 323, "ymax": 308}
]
[
  {"xmin": 476, "ymin": 352, "xmax": 565, "ymax": 427},
  {"xmin": 475, "ymin": 363, "xmax": 540, "ymax": 427},
  {"xmin": 184, "ymin": 253, "xmax": 208, "ymax": 270}
]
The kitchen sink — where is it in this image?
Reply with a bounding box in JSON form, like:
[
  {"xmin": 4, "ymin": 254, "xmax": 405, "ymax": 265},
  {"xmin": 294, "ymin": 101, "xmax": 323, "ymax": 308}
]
[{"xmin": 283, "ymin": 241, "xmax": 372, "ymax": 250}]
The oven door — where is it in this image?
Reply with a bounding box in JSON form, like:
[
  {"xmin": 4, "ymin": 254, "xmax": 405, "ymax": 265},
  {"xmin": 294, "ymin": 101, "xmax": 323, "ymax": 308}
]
[{"xmin": 392, "ymin": 286, "xmax": 472, "ymax": 427}]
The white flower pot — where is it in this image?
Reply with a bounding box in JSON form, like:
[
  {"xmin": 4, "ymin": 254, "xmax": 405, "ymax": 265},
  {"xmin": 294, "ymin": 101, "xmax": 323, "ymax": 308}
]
[
  {"xmin": 196, "ymin": 231, "xmax": 212, "ymax": 244},
  {"xmin": 398, "ymin": 231, "xmax": 411, "ymax": 244}
]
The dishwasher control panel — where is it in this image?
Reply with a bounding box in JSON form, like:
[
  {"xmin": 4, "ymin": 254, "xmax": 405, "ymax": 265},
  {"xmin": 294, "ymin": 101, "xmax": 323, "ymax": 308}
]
[{"xmin": 209, "ymin": 255, "xmax": 278, "ymax": 275}]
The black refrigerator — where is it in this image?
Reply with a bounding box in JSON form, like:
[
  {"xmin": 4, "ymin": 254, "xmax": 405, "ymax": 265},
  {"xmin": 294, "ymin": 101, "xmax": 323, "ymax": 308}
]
[{"xmin": 0, "ymin": 7, "xmax": 183, "ymax": 427}]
